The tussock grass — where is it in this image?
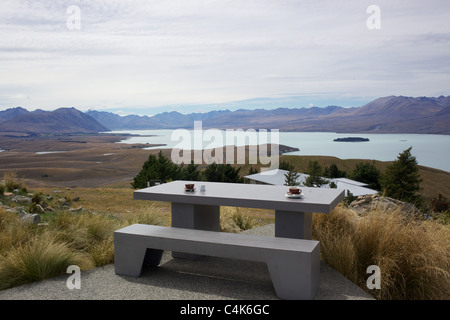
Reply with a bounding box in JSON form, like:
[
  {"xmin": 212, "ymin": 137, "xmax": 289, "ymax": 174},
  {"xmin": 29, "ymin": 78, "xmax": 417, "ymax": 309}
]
[
  {"xmin": 0, "ymin": 202, "xmax": 168, "ymax": 289},
  {"xmin": 0, "ymin": 229, "xmax": 94, "ymax": 290},
  {"xmin": 49, "ymin": 212, "xmax": 117, "ymax": 255},
  {"xmin": 220, "ymin": 207, "xmax": 259, "ymax": 233},
  {"xmin": 313, "ymin": 204, "xmax": 450, "ymax": 300},
  {"xmin": 114, "ymin": 203, "xmax": 170, "ymax": 227},
  {"xmin": 3, "ymin": 172, "xmax": 25, "ymax": 192},
  {"xmin": 0, "ymin": 210, "xmax": 37, "ymax": 255}
]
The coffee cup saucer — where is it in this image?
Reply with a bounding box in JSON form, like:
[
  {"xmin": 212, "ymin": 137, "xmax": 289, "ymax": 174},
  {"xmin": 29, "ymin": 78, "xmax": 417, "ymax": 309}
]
[{"xmin": 285, "ymin": 192, "xmax": 303, "ymax": 198}]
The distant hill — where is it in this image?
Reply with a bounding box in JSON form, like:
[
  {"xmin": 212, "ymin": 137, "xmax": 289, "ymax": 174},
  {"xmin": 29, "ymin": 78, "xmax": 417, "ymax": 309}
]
[
  {"xmin": 317, "ymin": 95, "xmax": 450, "ymax": 134},
  {"xmin": 86, "ymin": 105, "xmax": 352, "ymax": 131},
  {"xmin": 85, "ymin": 109, "xmax": 233, "ymax": 130},
  {"xmin": 87, "ymin": 95, "xmax": 450, "ymax": 134},
  {"xmin": 0, "ymin": 107, "xmax": 108, "ymax": 135},
  {"xmin": 0, "ymin": 107, "xmax": 30, "ymax": 121},
  {"xmin": 1, "ymin": 95, "xmax": 449, "ymax": 135}
]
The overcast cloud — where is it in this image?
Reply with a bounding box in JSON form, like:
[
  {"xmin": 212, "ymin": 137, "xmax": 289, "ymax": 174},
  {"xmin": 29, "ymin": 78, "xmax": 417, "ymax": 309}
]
[{"xmin": 1, "ymin": 0, "xmax": 449, "ymax": 114}]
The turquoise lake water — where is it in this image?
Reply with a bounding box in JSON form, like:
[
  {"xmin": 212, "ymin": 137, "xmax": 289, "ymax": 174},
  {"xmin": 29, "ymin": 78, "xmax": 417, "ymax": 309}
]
[{"xmin": 109, "ymin": 130, "xmax": 450, "ymax": 172}]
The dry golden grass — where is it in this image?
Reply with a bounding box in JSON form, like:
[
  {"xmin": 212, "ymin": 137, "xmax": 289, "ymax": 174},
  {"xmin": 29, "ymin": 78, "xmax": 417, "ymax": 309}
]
[
  {"xmin": 220, "ymin": 206, "xmax": 274, "ymax": 233},
  {"xmin": 3, "ymin": 172, "xmax": 25, "ymax": 192},
  {"xmin": 0, "ymin": 203, "xmax": 169, "ymax": 290},
  {"xmin": 32, "ymin": 186, "xmax": 172, "ymax": 217},
  {"xmin": 0, "ymin": 222, "xmax": 94, "ymax": 290},
  {"xmin": 313, "ymin": 204, "xmax": 450, "ymax": 300}
]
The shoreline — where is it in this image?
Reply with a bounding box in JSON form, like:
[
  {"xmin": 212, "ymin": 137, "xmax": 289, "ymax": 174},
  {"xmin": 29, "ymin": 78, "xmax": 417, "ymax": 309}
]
[
  {"xmin": 109, "ymin": 130, "xmax": 450, "ymax": 172},
  {"xmin": 0, "ymin": 133, "xmax": 448, "ymax": 199}
]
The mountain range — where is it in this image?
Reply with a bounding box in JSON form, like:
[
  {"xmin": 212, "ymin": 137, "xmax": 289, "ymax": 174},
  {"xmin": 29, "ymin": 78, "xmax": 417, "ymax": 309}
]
[
  {"xmin": 86, "ymin": 95, "xmax": 450, "ymax": 134},
  {"xmin": 0, "ymin": 107, "xmax": 108, "ymax": 135},
  {"xmin": 0, "ymin": 95, "xmax": 449, "ymax": 135}
]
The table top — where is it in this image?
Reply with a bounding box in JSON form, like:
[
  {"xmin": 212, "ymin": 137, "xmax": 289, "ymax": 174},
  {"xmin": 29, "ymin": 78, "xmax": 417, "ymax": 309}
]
[{"xmin": 134, "ymin": 180, "xmax": 345, "ymax": 214}]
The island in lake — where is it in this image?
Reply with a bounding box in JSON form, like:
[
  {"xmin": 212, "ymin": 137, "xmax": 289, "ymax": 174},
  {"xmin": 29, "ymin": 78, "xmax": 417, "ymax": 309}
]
[{"xmin": 333, "ymin": 137, "xmax": 370, "ymax": 142}]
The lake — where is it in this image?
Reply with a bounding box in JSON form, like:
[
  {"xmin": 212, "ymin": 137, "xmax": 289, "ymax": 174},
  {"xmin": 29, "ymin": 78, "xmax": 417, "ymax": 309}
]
[{"xmin": 109, "ymin": 129, "xmax": 450, "ymax": 172}]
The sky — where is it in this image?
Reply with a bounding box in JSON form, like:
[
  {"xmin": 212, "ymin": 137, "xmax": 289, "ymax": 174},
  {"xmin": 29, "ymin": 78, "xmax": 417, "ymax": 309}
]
[{"xmin": 1, "ymin": 0, "xmax": 450, "ymax": 115}]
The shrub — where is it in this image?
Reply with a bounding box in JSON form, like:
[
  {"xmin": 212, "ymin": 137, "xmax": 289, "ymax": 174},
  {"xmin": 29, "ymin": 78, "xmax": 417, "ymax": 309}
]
[
  {"xmin": 313, "ymin": 204, "xmax": 450, "ymax": 300},
  {"xmin": 132, "ymin": 151, "xmax": 184, "ymax": 189},
  {"xmin": 349, "ymin": 161, "xmax": 381, "ymax": 190},
  {"xmin": 304, "ymin": 160, "xmax": 328, "ymax": 187},
  {"xmin": 0, "ymin": 209, "xmax": 17, "ymax": 255},
  {"xmin": 31, "ymin": 192, "xmax": 44, "ymax": 205},
  {"xmin": 79, "ymin": 213, "xmax": 116, "ymax": 243},
  {"xmin": 0, "ymin": 196, "xmax": 169, "ymax": 290},
  {"xmin": 4, "ymin": 172, "xmax": 24, "ymax": 192},
  {"xmin": 202, "ymin": 163, "xmax": 244, "ymax": 183},
  {"xmin": 49, "ymin": 212, "xmax": 118, "ymax": 252},
  {"xmin": 431, "ymin": 194, "xmax": 449, "ymax": 213},
  {"xmin": 323, "ymin": 163, "xmax": 347, "ymax": 179},
  {"xmin": 181, "ymin": 161, "xmax": 201, "ymax": 181},
  {"xmin": 231, "ymin": 211, "xmax": 255, "ymax": 231},
  {"xmin": 381, "ymin": 147, "xmax": 422, "ymax": 202},
  {"xmin": 88, "ymin": 239, "xmax": 115, "ymax": 267},
  {"xmin": 284, "ymin": 170, "xmax": 300, "ymax": 186},
  {"xmin": 0, "ymin": 231, "xmax": 94, "ymax": 290},
  {"xmin": 279, "ymin": 160, "xmax": 295, "ymax": 171},
  {"xmin": 220, "ymin": 207, "xmax": 256, "ymax": 232},
  {"xmin": 0, "ymin": 208, "xmax": 36, "ymax": 255},
  {"xmin": 116, "ymin": 203, "xmax": 169, "ymax": 227}
]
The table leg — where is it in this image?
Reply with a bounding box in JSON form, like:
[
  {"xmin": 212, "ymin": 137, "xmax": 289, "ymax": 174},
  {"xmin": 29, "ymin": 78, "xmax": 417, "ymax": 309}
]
[
  {"xmin": 171, "ymin": 203, "xmax": 220, "ymax": 259},
  {"xmin": 275, "ymin": 210, "xmax": 312, "ymax": 240}
]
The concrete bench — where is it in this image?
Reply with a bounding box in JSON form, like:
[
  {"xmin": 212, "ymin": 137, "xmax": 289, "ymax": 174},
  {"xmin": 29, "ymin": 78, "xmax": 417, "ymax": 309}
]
[{"xmin": 114, "ymin": 224, "xmax": 320, "ymax": 300}]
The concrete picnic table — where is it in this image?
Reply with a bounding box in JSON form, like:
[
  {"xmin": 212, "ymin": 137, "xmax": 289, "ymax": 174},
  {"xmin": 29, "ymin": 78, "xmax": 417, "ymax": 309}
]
[
  {"xmin": 134, "ymin": 180, "xmax": 345, "ymax": 240},
  {"xmin": 124, "ymin": 180, "xmax": 346, "ymax": 298}
]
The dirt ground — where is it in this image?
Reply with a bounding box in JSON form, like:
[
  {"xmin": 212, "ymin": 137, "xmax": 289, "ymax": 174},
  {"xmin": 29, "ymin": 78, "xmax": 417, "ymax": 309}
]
[
  {"xmin": 0, "ymin": 134, "xmax": 286, "ymax": 188},
  {"xmin": 0, "ymin": 133, "xmax": 164, "ymax": 188}
]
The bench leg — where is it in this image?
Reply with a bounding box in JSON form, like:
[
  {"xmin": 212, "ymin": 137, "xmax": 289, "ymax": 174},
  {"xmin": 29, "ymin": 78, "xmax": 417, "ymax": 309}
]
[
  {"xmin": 114, "ymin": 235, "xmax": 159, "ymax": 277},
  {"xmin": 266, "ymin": 249, "xmax": 320, "ymax": 300},
  {"xmin": 144, "ymin": 248, "xmax": 164, "ymax": 266}
]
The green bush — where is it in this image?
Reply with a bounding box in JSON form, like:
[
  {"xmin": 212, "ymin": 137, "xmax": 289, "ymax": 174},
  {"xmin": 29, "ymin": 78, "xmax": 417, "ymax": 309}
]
[
  {"xmin": 349, "ymin": 161, "xmax": 381, "ymax": 190},
  {"xmin": 381, "ymin": 147, "xmax": 422, "ymax": 202},
  {"xmin": 132, "ymin": 151, "xmax": 195, "ymax": 189},
  {"xmin": 202, "ymin": 163, "xmax": 243, "ymax": 183}
]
